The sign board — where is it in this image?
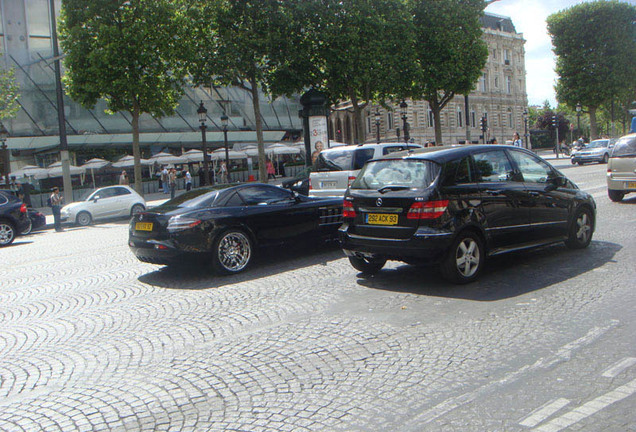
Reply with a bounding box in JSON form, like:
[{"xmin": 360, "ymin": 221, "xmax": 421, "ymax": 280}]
[{"xmin": 309, "ymin": 116, "xmax": 328, "ymax": 164}]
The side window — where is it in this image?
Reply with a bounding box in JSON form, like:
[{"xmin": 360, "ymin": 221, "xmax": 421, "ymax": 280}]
[
  {"xmin": 442, "ymin": 157, "xmax": 473, "ymax": 186},
  {"xmin": 114, "ymin": 187, "xmax": 131, "ymax": 196},
  {"xmin": 382, "ymin": 146, "xmax": 405, "ymax": 155},
  {"xmin": 474, "ymin": 150, "xmax": 515, "ymax": 182},
  {"xmin": 96, "ymin": 188, "xmax": 117, "ymax": 199},
  {"xmin": 238, "ymin": 186, "xmax": 292, "ymax": 206},
  {"xmin": 224, "ymin": 192, "xmax": 244, "ymax": 207},
  {"xmin": 353, "ymin": 149, "xmax": 376, "ymax": 170},
  {"xmin": 507, "ymin": 150, "xmax": 553, "ymax": 184}
]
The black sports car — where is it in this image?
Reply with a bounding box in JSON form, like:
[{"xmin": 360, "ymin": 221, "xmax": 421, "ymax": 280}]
[
  {"xmin": 0, "ymin": 190, "xmax": 31, "ymax": 246},
  {"xmin": 129, "ymin": 183, "xmax": 343, "ymax": 273}
]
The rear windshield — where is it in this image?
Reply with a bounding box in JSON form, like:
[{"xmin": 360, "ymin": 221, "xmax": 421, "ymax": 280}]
[
  {"xmin": 611, "ymin": 136, "xmax": 636, "ymax": 157},
  {"xmin": 156, "ymin": 189, "xmax": 219, "ymax": 209},
  {"xmin": 351, "ymin": 159, "xmax": 441, "ymax": 190},
  {"xmin": 314, "ymin": 148, "xmax": 375, "ymax": 171},
  {"xmin": 588, "ymin": 139, "xmax": 608, "ymax": 148}
]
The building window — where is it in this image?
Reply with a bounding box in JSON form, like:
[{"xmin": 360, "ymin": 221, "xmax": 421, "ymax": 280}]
[
  {"xmin": 367, "ymin": 115, "xmax": 372, "ymax": 134},
  {"xmin": 428, "ymin": 109, "xmax": 434, "ymax": 128},
  {"xmin": 457, "ymin": 108, "xmax": 463, "ymax": 128},
  {"xmin": 504, "ymin": 49, "xmax": 510, "ymax": 65},
  {"xmin": 506, "ymin": 76, "xmax": 512, "ymax": 94},
  {"xmin": 471, "ymin": 111, "xmax": 476, "ymax": 128},
  {"xmin": 27, "ymin": 0, "xmax": 54, "ymax": 58},
  {"xmin": 508, "ymin": 110, "xmax": 513, "ymax": 128},
  {"xmin": 494, "ymin": 76, "xmax": 499, "ymax": 89},
  {"xmin": 480, "ymin": 73, "xmax": 488, "ymax": 92},
  {"xmin": 387, "ymin": 112, "xmax": 393, "ymax": 129}
]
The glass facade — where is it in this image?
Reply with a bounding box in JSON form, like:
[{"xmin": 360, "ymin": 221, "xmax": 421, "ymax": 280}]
[{"xmin": 0, "ymin": 0, "xmax": 302, "ymax": 143}]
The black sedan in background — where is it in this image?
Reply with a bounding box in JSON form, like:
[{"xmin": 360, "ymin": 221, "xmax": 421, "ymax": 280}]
[
  {"xmin": 0, "ymin": 190, "xmax": 31, "ymax": 246},
  {"xmin": 129, "ymin": 183, "xmax": 343, "ymax": 274}
]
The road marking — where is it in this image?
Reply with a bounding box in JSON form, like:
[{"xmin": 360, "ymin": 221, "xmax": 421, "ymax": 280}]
[
  {"xmin": 519, "ymin": 398, "xmax": 570, "ymax": 427},
  {"xmin": 532, "ymin": 378, "xmax": 636, "ymax": 432},
  {"xmin": 601, "ymin": 357, "xmax": 636, "ymax": 378},
  {"xmin": 397, "ymin": 320, "xmax": 619, "ymax": 431}
]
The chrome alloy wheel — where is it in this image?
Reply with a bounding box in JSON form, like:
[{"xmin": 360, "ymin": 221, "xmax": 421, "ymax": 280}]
[
  {"xmin": 455, "ymin": 238, "xmax": 481, "ymax": 278},
  {"xmin": 217, "ymin": 231, "xmax": 251, "ymax": 272},
  {"xmin": 0, "ymin": 222, "xmax": 15, "ymax": 246},
  {"xmin": 575, "ymin": 212, "xmax": 592, "ymax": 244}
]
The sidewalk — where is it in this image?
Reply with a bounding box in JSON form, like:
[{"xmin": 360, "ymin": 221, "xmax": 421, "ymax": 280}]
[{"xmin": 37, "ymin": 177, "xmax": 293, "ymax": 230}]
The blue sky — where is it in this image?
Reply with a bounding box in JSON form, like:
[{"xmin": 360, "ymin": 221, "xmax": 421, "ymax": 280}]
[{"xmin": 485, "ymin": 0, "xmax": 607, "ymax": 107}]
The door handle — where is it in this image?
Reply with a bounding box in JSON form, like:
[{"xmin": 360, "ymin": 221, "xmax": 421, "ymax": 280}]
[
  {"xmin": 527, "ymin": 191, "xmax": 540, "ymax": 197},
  {"xmin": 484, "ymin": 190, "xmax": 502, "ymax": 196}
]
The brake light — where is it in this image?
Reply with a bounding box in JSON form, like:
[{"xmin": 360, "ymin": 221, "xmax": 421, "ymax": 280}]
[
  {"xmin": 407, "ymin": 200, "xmax": 449, "ymax": 220},
  {"xmin": 348, "ymin": 176, "xmax": 356, "ymax": 187},
  {"xmin": 309, "ymin": 177, "xmax": 312, "ymax": 190},
  {"xmin": 343, "ymin": 199, "xmax": 356, "ymax": 218},
  {"xmin": 20, "ymin": 204, "xmax": 27, "ymax": 213}
]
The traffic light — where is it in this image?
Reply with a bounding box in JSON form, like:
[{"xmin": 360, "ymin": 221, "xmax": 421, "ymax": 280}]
[
  {"xmin": 480, "ymin": 116, "xmax": 487, "ymax": 132},
  {"xmin": 551, "ymin": 115, "xmax": 559, "ymax": 128}
]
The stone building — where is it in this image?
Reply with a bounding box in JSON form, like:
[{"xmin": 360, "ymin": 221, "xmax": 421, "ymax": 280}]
[{"xmin": 330, "ymin": 12, "xmax": 529, "ymax": 147}]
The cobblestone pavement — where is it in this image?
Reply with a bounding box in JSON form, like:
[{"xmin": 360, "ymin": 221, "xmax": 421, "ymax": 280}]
[{"xmin": 0, "ymin": 161, "xmax": 634, "ymax": 431}]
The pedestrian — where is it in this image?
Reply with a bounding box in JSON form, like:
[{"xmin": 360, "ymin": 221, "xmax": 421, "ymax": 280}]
[
  {"xmin": 185, "ymin": 169, "xmax": 192, "ymax": 191},
  {"xmin": 16, "ymin": 181, "xmax": 33, "ymax": 207},
  {"xmin": 266, "ymin": 159, "xmax": 276, "ymax": 180},
  {"xmin": 219, "ymin": 161, "xmax": 228, "ymax": 184},
  {"xmin": 169, "ymin": 168, "xmax": 177, "ymax": 199},
  {"xmin": 50, "ymin": 187, "xmax": 64, "ymax": 232},
  {"xmin": 512, "ymin": 132, "xmax": 523, "ymax": 147},
  {"xmin": 119, "ymin": 170, "xmax": 129, "ymax": 185},
  {"xmin": 161, "ymin": 166, "xmax": 169, "ymax": 194}
]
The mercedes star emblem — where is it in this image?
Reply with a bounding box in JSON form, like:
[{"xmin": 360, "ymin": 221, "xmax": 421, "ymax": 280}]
[{"xmin": 376, "ymin": 198, "xmax": 383, "ymax": 207}]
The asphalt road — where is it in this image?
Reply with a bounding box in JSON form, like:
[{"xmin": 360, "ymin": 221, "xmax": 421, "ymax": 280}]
[{"xmin": 0, "ymin": 156, "xmax": 634, "ymax": 431}]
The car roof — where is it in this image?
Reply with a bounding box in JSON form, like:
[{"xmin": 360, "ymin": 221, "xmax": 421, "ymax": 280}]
[
  {"xmin": 319, "ymin": 142, "xmax": 421, "ymax": 154},
  {"xmin": 375, "ymin": 144, "xmax": 533, "ymax": 164}
]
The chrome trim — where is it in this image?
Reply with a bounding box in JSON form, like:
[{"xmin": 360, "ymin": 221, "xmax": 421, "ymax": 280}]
[
  {"xmin": 358, "ymin": 206, "xmax": 403, "ymax": 213},
  {"xmin": 485, "ymin": 221, "xmax": 567, "ymax": 232},
  {"xmin": 346, "ymin": 233, "xmax": 408, "ymax": 242}
]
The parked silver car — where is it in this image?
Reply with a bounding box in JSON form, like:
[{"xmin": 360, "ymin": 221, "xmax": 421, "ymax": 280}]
[
  {"xmin": 571, "ymin": 138, "xmax": 615, "ymax": 165},
  {"xmin": 61, "ymin": 185, "xmax": 146, "ymax": 226},
  {"xmin": 606, "ymin": 133, "xmax": 636, "ymax": 202}
]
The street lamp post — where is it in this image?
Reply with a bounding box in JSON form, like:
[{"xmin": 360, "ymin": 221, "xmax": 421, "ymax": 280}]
[
  {"xmin": 576, "ymin": 103, "xmax": 582, "ymax": 136},
  {"xmin": 375, "ymin": 109, "xmax": 381, "ymax": 144},
  {"xmin": 221, "ymin": 112, "xmax": 230, "ymax": 183},
  {"xmin": 0, "ymin": 122, "xmax": 9, "ymax": 186},
  {"xmin": 522, "ymin": 109, "xmax": 529, "ymax": 149},
  {"xmin": 400, "ymin": 99, "xmax": 409, "ymax": 143},
  {"xmin": 197, "ymin": 101, "xmax": 210, "ymax": 186}
]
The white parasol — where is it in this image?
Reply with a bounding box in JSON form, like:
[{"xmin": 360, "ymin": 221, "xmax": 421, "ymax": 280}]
[
  {"xmin": 112, "ymin": 155, "xmax": 153, "ymax": 168},
  {"xmin": 149, "ymin": 151, "xmax": 186, "ymax": 165},
  {"xmin": 10, "ymin": 165, "xmax": 49, "ymax": 180},
  {"xmin": 209, "ymin": 149, "xmax": 249, "ymax": 160},
  {"xmin": 81, "ymin": 158, "xmax": 111, "ymax": 188}
]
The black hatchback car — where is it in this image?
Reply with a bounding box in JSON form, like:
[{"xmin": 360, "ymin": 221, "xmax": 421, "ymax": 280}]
[
  {"xmin": 129, "ymin": 183, "xmax": 343, "ymax": 274},
  {"xmin": 339, "ymin": 145, "xmax": 596, "ymax": 283}
]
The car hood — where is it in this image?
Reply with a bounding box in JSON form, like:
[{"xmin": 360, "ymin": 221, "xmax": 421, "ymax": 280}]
[{"xmin": 61, "ymin": 202, "xmax": 86, "ymax": 212}]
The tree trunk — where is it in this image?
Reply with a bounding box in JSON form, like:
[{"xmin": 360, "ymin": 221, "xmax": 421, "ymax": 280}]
[
  {"xmin": 131, "ymin": 101, "xmax": 143, "ymax": 196},
  {"xmin": 250, "ymin": 76, "xmax": 267, "ymax": 183},
  {"xmin": 589, "ymin": 107, "xmax": 598, "ymax": 139},
  {"xmin": 430, "ymin": 99, "xmax": 443, "ymax": 145}
]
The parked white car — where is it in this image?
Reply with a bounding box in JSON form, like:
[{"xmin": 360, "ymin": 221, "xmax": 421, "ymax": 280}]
[
  {"xmin": 61, "ymin": 185, "xmax": 146, "ymax": 226},
  {"xmin": 309, "ymin": 142, "xmax": 422, "ymax": 197},
  {"xmin": 606, "ymin": 133, "xmax": 636, "ymax": 202}
]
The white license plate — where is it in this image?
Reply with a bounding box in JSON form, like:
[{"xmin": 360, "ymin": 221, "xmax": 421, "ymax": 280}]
[{"xmin": 321, "ymin": 181, "xmax": 337, "ymax": 188}]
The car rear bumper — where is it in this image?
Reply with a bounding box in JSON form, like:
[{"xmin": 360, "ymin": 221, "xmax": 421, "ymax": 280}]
[
  {"xmin": 129, "ymin": 237, "xmax": 185, "ymax": 264},
  {"xmin": 309, "ymin": 189, "xmax": 347, "ymax": 198},
  {"xmin": 339, "ymin": 224, "xmax": 453, "ymax": 262},
  {"xmin": 607, "ymin": 176, "xmax": 636, "ymax": 191}
]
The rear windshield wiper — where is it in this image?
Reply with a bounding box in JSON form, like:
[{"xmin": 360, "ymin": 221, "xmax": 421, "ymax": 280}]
[{"xmin": 378, "ymin": 185, "xmax": 410, "ymax": 194}]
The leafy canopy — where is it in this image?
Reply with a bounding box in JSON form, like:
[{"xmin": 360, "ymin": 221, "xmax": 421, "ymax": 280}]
[{"xmin": 0, "ymin": 55, "xmax": 20, "ymax": 121}]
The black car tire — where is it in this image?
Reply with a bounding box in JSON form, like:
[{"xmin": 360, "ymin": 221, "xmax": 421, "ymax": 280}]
[
  {"xmin": 0, "ymin": 219, "xmax": 16, "ymax": 246},
  {"xmin": 76, "ymin": 211, "xmax": 92, "ymax": 226},
  {"xmin": 577, "ymin": 161, "xmax": 584, "ymax": 166},
  {"xmin": 212, "ymin": 229, "xmax": 253, "ymax": 274},
  {"xmin": 608, "ymin": 190, "xmax": 624, "ymax": 202},
  {"xmin": 131, "ymin": 204, "xmax": 145, "ymax": 216},
  {"xmin": 565, "ymin": 207, "xmax": 593, "ymax": 249},
  {"xmin": 348, "ymin": 256, "xmax": 386, "ymax": 275},
  {"xmin": 441, "ymin": 231, "xmax": 484, "ymax": 284},
  {"xmin": 20, "ymin": 218, "xmax": 33, "ymax": 235},
  {"xmin": 571, "ymin": 159, "xmax": 576, "ymax": 165},
  {"xmin": 601, "ymin": 154, "xmax": 609, "ymax": 164}
]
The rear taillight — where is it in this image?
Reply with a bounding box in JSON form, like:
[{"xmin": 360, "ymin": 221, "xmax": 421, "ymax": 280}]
[
  {"xmin": 20, "ymin": 204, "xmax": 27, "ymax": 213},
  {"xmin": 407, "ymin": 200, "xmax": 449, "ymax": 220},
  {"xmin": 343, "ymin": 199, "xmax": 356, "ymax": 218},
  {"xmin": 348, "ymin": 176, "xmax": 356, "ymax": 188},
  {"xmin": 309, "ymin": 178, "xmax": 312, "ymax": 190}
]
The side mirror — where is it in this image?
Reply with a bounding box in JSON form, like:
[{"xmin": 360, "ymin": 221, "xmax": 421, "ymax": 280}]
[
  {"xmin": 92, "ymin": 196, "xmax": 100, "ymax": 202},
  {"xmin": 292, "ymin": 191, "xmax": 302, "ymax": 202}
]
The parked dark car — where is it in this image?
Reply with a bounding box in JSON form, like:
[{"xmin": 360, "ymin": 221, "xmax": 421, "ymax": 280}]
[
  {"xmin": 0, "ymin": 190, "xmax": 31, "ymax": 246},
  {"xmin": 0, "ymin": 189, "xmax": 46, "ymax": 234},
  {"xmin": 129, "ymin": 183, "xmax": 343, "ymax": 274},
  {"xmin": 340, "ymin": 145, "xmax": 596, "ymax": 283}
]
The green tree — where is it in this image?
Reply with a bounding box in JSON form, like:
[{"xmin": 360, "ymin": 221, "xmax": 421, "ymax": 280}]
[
  {"xmin": 547, "ymin": 1, "xmax": 636, "ymax": 139},
  {"xmin": 296, "ymin": 0, "xmax": 416, "ymax": 143},
  {"xmin": 0, "ymin": 55, "xmax": 20, "ymax": 121},
  {"xmin": 59, "ymin": 0, "xmax": 187, "ymax": 194},
  {"xmin": 181, "ymin": 0, "xmax": 306, "ymax": 182},
  {"xmin": 408, "ymin": 0, "xmax": 488, "ymax": 145}
]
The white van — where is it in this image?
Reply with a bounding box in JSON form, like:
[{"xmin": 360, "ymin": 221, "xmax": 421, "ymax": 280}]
[{"xmin": 309, "ymin": 142, "xmax": 422, "ymax": 197}]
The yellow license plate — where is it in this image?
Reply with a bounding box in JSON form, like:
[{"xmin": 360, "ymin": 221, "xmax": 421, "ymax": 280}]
[
  {"xmin": 627, "ymin": 182, "xmax": 636, "ymax": 189},
  {"xmin": 367, "ymin": 213, "xmax": 398, "ymax": 225},
  {"xmin": 135, "ymin": 222, "xmax": 153, "ymax": 231}
]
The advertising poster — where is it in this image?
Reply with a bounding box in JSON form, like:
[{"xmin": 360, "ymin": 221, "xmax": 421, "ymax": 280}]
[{"xmin": 309, "ymin": 115, "xmax": 328, "ymax": 165}]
